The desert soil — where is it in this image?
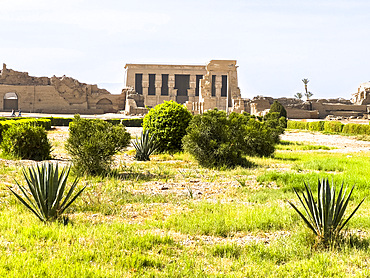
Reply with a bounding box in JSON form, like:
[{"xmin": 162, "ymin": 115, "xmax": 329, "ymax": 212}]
[{"xmin": 281, "ymin": 130, "xmax": 370, "ymax": 153}]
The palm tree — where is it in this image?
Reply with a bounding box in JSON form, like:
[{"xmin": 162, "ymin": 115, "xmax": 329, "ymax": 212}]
[
  {"xmin": 302, "ymin": 78, "xmax": 313, "ymax": 100},
  {"xmin": 294, "ymin": 92, "xmax": 303, "ymax": 100},
  {"xmin": 305, "ymin": 91, "xmax": 313, "ymax": 100},
  {"xmin": 302, "ymin": 78, "xmax": 309, "ymax": 94}
]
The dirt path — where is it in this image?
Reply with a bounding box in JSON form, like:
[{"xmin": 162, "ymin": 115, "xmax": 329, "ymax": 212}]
[{"xmin": 281, "ymin": 130, "xmax": 370, "ymax": 153}]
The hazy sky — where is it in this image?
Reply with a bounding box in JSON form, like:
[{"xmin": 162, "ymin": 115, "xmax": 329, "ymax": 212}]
[{"xmin": 1, "ymin": 0, "xmax": 369, "ymax": 99}]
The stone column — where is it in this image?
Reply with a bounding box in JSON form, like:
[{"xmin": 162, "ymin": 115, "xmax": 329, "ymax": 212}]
[
  {"xmin": 168, "ymin": 74, "xmax": 176, "ymax": 101},
  {"xmin": 155, "ymin": 75, "xmax": 162, "ymax": 103},
  {"xmin": 215, "ymin": 75, "xmax": 224, "ymax": 109},
  {"xmin": 215, "ymin": 75, "xmax": 222, "ymax": 97},
  {"xmin": 142, "ymin": 74, "xmax": 149, "ymax": 106},
  {"xmin": 188, "ymin": 75, "xmax": 196, "ymax": 102}
]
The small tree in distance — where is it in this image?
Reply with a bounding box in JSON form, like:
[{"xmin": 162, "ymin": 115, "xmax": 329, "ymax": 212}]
[
  {"xmin": 305, "ymin": 91, "xmax": 313, "ymax": 100},
  {"xmin": 302, "ymin": 78, "xmax": 313, "ymax": 100},
  {"xmin": 269, "ymin": 101, "xmax": 287, "ymax": 119},
  {"xmin": 294, "ymin": 92, "xmax": 303, "ymax": 100}
]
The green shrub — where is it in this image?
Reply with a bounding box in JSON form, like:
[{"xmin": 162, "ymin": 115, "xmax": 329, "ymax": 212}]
[
  {"xmin": 287, "ymin": 120, "xmax": 370, "ymax": 135},
  {"xmin": 35, "ymin": 119, "xmax": 52, "ymax": 130},
  {"xmin": 323, "ymin": 121, "xmax": 344, "ymax": 133},
  {"xmin": 308, "ymin": 121, "xmax": 325, "ymax": 131},
  {"xmin": 143, "ymin": 101, "xmax": 192, "ymax": 153},
  {"xmin": 242, "ymin": 115, "xmax": 280, "ymax": 157},
  {"xmin": 122, "ymin": 118, "xmax": 143, "ymax": 127},
  {"xmin": 182, "ymin": 110, "xmax": 279, "ymax": 168},
  {"xmin": 9, "ymin": 162, "xmax": 85, "ymax": 223},
  {"xmin": 48, "ymin": 117, "xmax": 142, "ymax": 127},
  {"xmin": 263, "ymin": 112, "xmax": 286, "ymax": 143},
  {"xmin": 1, "ymin": 123, "xmax": 51, "ymax": 160},
  {"xmin": 48, "ymin": 117, "xmax": 73, "ymax": 126},
  {"xmin": 0, "ymin": 119, "xmax": 51, "ymax": 142},
  {"xmin": 342, "ymin": 123, "xmax": 370, "ymax": 135},
  {"xmin": 105, "ymin": 119, "xmax": 121, "ymax": 126},
  {"xmin": 65, "ymin": 115, "xmax": 131, "ymax": 176},
  {"xmin": 287, "ymin": 121, "xmax": 309, "ymax": 130},
  {"xmin": 269, "ymin": 101, "xmax": 287, "ymax": 119}
]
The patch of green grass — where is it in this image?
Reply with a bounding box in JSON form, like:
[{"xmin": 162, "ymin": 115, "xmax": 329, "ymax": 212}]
[
  {"xmin": 209, "ymin": 243, "xmax": 243, "ymax": 258},
  {"xmin": 276, "ymin": 141, "xmax": 333, "ymax": 150},
  {"xmin": 0, "ymin": 208, "xmax": 180, "ymax": 277},
  {"xmin": 162, "ymin": 201, "xmax": 298, "ymax": 236},
  {"xmin": 74, "ymin": 181, "xmax": 175, "ymax": 215},
  {"xmin": 2, "ymin": 131, "xmax": 370, "ymax": 277}
]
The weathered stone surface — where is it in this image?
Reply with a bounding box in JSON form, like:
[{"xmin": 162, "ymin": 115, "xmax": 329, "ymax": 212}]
[
  {"xmin": 0, "ymin": 64, "xmax": 124, "ymax": 113},
  {"xmin": 247, "ymin": 94, "xmax": 369, "ymax": 119},
  {"xmin": 123, "ymin": 88, "xmax": 148, "ymax": 115},
  {"xmin": 352, "ymin": 82, "xmax": 370, "ymax": 105},
  {"xmin": 124, "ymin": 60, "xmax": 241, "ymax": 114}
]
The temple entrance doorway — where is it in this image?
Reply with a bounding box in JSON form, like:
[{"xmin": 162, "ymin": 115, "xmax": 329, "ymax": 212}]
[
  {"xmin": 96, "ymin": 98, "xmax": 114, "ymax": 113},
  {"xmin": 175, "ymin": 74, "xmax": 190, "ymax": 104},
  {"xmin": 4, "ymin": 92, "xmax": 18, "ymax": 111}
]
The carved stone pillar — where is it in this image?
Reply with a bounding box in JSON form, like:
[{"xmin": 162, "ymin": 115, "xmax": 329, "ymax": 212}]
[
  {"xmin": 168, "ymin": 74, "xmax": 176, "ymax": 101},
  {"xmin": 155, "ymin": 76, "xmax": 162, "ymax": 103},
  {"xmin": 188, "ymin": 75, "xmax": 196, "ymax": 102},
  {"xmin": 215, "ymin": 75, "xmax": 222, "ymax": 98},
  {"xmin": 142, "ymin": 74, "xmax": 149, "ymax": 106}
]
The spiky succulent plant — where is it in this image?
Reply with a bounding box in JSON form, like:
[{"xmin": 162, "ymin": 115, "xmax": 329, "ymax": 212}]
[
  {"xmin": 133, "ymin": 129, "xmax": 159, "ymax": 161},
  {"xmin": 9, "ymin": 162, "xmax": 85, "ymax": 222},
  {"xmin": 288, "ymin": 179, "xmax": 364, "ymax": 244}
]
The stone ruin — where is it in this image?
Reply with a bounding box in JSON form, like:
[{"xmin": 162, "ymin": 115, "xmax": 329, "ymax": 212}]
[
  {"xmin": 1, "ymin": 61, "xmax": 370, "ymax": 119},
  {"xmin": 123, "ymin": 60, "xmax": 370, "ymax": 119},
  {"xmin": 122, "ymin": 87, "xmax": 148, "ymax": 115},
  {"xmin": 244, "ymin": 96, "xmax": 368, "ymax": 119},
  {"xmin": 0, "ymin": 63, "xmax": 124, "ymax": 114}
]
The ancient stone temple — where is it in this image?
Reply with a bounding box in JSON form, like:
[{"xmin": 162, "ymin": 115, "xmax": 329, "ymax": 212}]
[
  {"xmin": 123, "ymin": 60, "xmax": 242, "ymax": 114},
  {"xmin": 0, "ymin": 64, "xmax": 125, "ymax": 114},
  {"xmin": 352, "ymin": 82, "xmax": 370, "ymax": 105}
]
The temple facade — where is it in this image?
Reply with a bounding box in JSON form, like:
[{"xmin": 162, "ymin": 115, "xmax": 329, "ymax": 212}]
[{"xmin": 123, "ymin": 60, "xmax": 242, "ymax": 114}]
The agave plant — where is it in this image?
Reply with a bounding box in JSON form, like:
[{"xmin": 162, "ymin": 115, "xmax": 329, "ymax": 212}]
[
  {"xmin": 9, "ymin": 162, "xmax": 86, "ymax": 222},
  {"xmin": 288, "ymin": 179, "xmax": 364, "ymax": 244},
  {"xmin": 132, "ymin": 129, "xmax": 159, "ymax": 161}
]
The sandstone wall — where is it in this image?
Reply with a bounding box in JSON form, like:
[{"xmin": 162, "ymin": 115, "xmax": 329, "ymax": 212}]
[
  {"xmin": 286, "ymin": 108, "xmax": 319, "ymax": 119},
  {"xmin": 0, "ymin": 64, "xmax": 125, "ymax": 114}
]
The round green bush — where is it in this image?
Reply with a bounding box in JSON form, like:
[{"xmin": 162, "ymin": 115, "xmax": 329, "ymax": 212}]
[
  {"xmin": 143, "ymin": 100, "xmax": 192, "ymax": 153},
  {"xmin": 1, "ymin": 123, "xmax": 51, "ymax": 160},
  {"xmin": 66, "ymin": 115, "xmax": 131, "ymax": 176},
  {"xmin": 182, "ymin": 110, "xmax": 278, "ymax": 168}
]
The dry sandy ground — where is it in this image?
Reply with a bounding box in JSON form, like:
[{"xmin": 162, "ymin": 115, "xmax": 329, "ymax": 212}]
[
  {"xmin": 50, "ymin": 126, "xmax": 370, "ymax": 154},
  {"xmin": 281, "ymin": 130, "xmax": 370, "ymax": 153}
]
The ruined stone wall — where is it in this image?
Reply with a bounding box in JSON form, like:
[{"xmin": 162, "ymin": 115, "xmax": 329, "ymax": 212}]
[
  {"xmin": 352, "ymin": 82, "xmax": 370, "ymax": 105},
  {"xmin": 0, "ymin": 64, "xmax": 125, "ymax": 113},
  {"xmin": 199, "ymin": 60, "xmax": 240, "ymax": 112},
  {"xmin": 286, "ymin": 108, "xmax": 319, "ymax": 119},
  {"xmin": 248, "ymin": 95, "xmax": 369, "ymax": 119}
]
